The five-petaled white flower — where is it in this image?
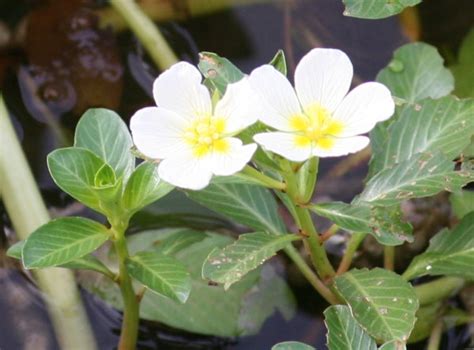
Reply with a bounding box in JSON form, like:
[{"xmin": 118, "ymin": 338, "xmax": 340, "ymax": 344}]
[
  {"xmin": 249, "ymin": 48, "xmax": 395, "ymax": 161},
  {"xmin": 130, "ymin": 62, "xmax": 258, "ymax": 190}
]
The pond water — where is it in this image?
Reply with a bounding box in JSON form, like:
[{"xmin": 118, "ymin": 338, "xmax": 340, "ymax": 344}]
[{"xmin": 0, "ymin": 0, "xmax": 472, "ymax": 349}]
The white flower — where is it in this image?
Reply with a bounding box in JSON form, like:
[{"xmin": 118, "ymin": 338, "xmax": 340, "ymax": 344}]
[
  {"xmin": 130, "ymin": 62, "xmax": 258, "ymax": 190},
  {"xmin": 249, "ymin": 48, "xmax": 395, "ymax": 161}
]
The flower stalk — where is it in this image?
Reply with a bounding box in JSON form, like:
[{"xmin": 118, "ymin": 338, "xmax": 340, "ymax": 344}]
[{"xmin": 336, "ymin": 232, "xmax": 366, "ymax": 275}]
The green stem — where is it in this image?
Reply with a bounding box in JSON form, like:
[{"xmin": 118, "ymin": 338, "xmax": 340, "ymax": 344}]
[
  {"xmin": 384, "ymin": 246, "xmax": 395, "ymax": 271},
  {"xmin": 283, "ymin": 245, "xmax": 339, "ymax": 304},
  {"xmin": 109, "ymin": 0, "xmax": 178, "ymax": 70},
  {"xmin": 240, "ymin": 165, "xmax": 286, "ymax": 190},
  {"xmin": 293, "ymin": 206, "xmax": 335, "ymax": 280},
  {"xmin": 415, "ymin": 277, "xmax": 465, "ymax": 306},
  {"xmin": 0, "ymin": 94, "xmax": 97, "ymax": 349},
  {"xmin": 336, "ymin": 232, "xmax": 366, "ymax": 275},
  {"xmin": 427, "ymin": 317, "xmax": 444, "ymax": 350},
  {"xmin": 114, "ymin": 233, "xmax": 140, "ymax": 350}
]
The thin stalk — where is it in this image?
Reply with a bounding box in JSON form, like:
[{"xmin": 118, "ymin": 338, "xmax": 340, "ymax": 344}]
[
  {"xmin": 384, "ymin": 246, "xmax": 395, "ymax": 271},
  {"xmin": 114, "ymin": 234, "xmax": 139, "ymax": 350},
  {"xmin": 109, "ymin": 0, "xmax": 178, "ymax": 70},
  {"xmin": 427, "ymin": 317, "xmax": 444, "ymax": 350},
  {"xmin": 240, "ymin": 165, "xmax": 286, "ymax": 190},
  {"xmin": 336, "ymin": 232, "xmax": 366, "ymax": 275},
  {"xmin": 415, "ymin": 277, "xmax": 465, "ymax": 306},
  {"xmin": 284, "ymin": 245, "xmax": 339, "ymax": 304},
  {"xmin": 293, "ymin": 206, "xmax": 335, "ymax": 280},
  {"xmin": 0, "ymin": 94, "xmax": 97, "ymax": 349},
  {"xmin": 320, "ymin": 224, "xmax": 339, "ymax": 242}
]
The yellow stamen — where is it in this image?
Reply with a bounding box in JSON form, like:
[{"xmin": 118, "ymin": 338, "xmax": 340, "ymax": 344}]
[
  {"xmin": 184, "ymin": 115, "xmax": 229, "ymax": 157},
  {"xmin": 289, "ymin": 103, "xmax": 343, "ymax": 150}
]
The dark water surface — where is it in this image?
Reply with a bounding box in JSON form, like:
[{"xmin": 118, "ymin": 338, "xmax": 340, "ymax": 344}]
[{"xmin": 1, "ymin": 0, "xmax": 469, "ymax": 349}]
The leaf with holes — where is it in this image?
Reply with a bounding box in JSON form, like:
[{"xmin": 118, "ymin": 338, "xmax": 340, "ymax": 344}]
[
  {"xmin": 74, "ymin": 108, "xmax": 134, "ymax": 180},
  {"xmin": 272, "ymin": 342, "xmax": 316, "ymax": 350},
  {"xmin": 122, "ymin": 162, "xmax": 173, "ymax": 214},
  {"xmin": 187, "ymin": 182, "xmax": 286, "ymax": 234},
  {"xmin": 357, "ymin": 152, "xmax": 472, "ymax": 206},
  {"xmin": 126, "ymin": 251, "xmax": 191, "ymax": 303},
  {"xmin": 376, "ymin": 43, "xmax": 453, "ymax": 102},
  {"xmin": 47, "ymin": 147, "xmax": 121, "ymax": 214},
  {"xmin": 198, "ymin": 52, "xmax": 244, "ymax": 95},
  {"xmin": 335, "ymin": 268, "xmax": 419, "ymax": 342},
  {"xmin": 22, "ymin": 217, "xmax": 109, "ymax": 268},
  {"xmin": 403, "ymin": 212, "xmax": 474, "ymax": 280},
  {"xmin": 370, "ymin": 97, "xmax": 474, "ymax": 174},
  {"xmin": 310, "ymin": 202, "xmax": 412, "ymax": 245},
  {"xmin": 202, "ymin": 232, "xmax": 299, "ymax": 289},
  {"xmin": 324, "ymin": 305, "xmax": 377, "ymax": 350}
]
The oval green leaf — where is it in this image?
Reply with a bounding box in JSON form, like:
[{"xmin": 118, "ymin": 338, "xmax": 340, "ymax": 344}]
[
  {"xmin": 324, "ymin": 305, "xmax": 377, "ymax": 350},
  {"xmin": 47, "ymin": 147, "xmax": 119, "ymax": 214},
  {"xmin": 343, "ymin": 0, "xmax": 421, "ymax": 19},
  {"xmin": 74, "ymin": 108, "xmax": 134, "ymax": 180},
  {"xmin": 334, "ymin": 268, "xmax": 419, "ymax": 342},
  {"xmin": 272, "ymin": 341, "xmax": 315, "ymax": 350},
  {"xmin": 202, "ymin": 232, "xmax": 299, "ymax": 289},
  {"xmin": 403, "ymin": 212, "xmax": 474, "ymax": 280},
  {"xmin": 122, "ymin": 162, "xmax": 173, "ymax": 214},
  {"xmin": 23, "ymin": 217, "xmax": 110, "ymax": 268},
  {"xmin": 376, "ymin": 42, "xmax": 453, "ymax": 102},
  {"xmin": 187, "ymin": 182, "xmax": 287, "ymax": 235},
  {"xmin": 126, "ymin": 251, "xmax": 191, "ymax": 303}
]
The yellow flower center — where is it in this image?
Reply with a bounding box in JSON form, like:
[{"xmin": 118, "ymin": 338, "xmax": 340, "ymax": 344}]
[
  {"xmin": 184, "ymin": 115, "xmax": 229, "ymax": 157},
  {"xmin": 289, "ymin": 104, "xmax": 343, "ymax": 149}
]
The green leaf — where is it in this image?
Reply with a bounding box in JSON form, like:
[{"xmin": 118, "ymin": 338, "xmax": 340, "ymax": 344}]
[
  {"xmin": 324, "ymin": 305, "xmax": 377, "ymax": 350},
  {"xmin": 198, "ymin": 52, "xmax": 244, "ymax": 95},
  {"xmin": 7, "ymin": 240, "xmax": 25, "ymax": 259},
  {"xmin": 311, "ymin": 202, "xmax": 412, "ymax": 245},
  {"xmin": 8, "ymin": 240, "xmax": 113, "ymax": 277},
  {"xmin": 23, "ymin": 217, "xmax": 109, "ymax": 268},
  {"xmin": 377, "ymin": 43, "xmax": 453, "ymax": 103},
  {"xmin": 451, "ymin": 28, "xmax": 474, "ymax": 98},
  {"xmin": 403, "ymin": 212, "xmax": 474, "ymax": 280},
  {"xmin": 334, "ymin": 268, "xmax": 419, "ymax": 342},
  {"xmin": 378, "ymin": 341, "xmax": 407, "ymax": 350},
  {"xmin": 342, "ymin": 0, "xmax": 421, "ymax": 19},
  {"xmin": 74, "ymin": 108, "xmax": 134, "ymax": 180},
  {"xmin": 272, "ymin": 341, "xmax": 316, "ymax": 350},
  {"xmin": 47, "ymin": 147, "xmax": 120, "ymax": 214},
  {"xmin": 122, "ymin": 162, "xmax": 173, "ymax": 214},
  {"xmin": 61, "ymin": 254, "xmax": 114, "ymax": 277},
  {"xmin": 370, "ymin": 97, "xmax": 474, "ymax": 173},
  {"xmin": 450, "ymin": 190, "xmax": 474, "ymax": 219},
  {"xmin": 126, "ymin": 251, "xmax": 191, "ymax": 303},
  {"xmin": 357, "ymin": 152, "xmax": 472, "ymax": 206},
  {"xmin": 187, "ymin": 182, "xmax": 286, "ymax": 234},
  {"xmin": 202, "ymin": 232, "xmax": 299, "ymax": 289},
  {"xmin": 269, "ymin": 50, "xmax": 287, "ymax": 75}
]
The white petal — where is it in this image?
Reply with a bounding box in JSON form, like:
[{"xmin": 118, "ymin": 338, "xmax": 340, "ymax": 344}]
[
  {"xmin": 214, "ymin": 78, "xmax": 259, "ymax": 134},
  {"xmin": 153, "ymin": 62, "xmax": 211, "ymax": 119},
  {"xmin": 254, "ymin": 132, "xmax": 312, "ymax": 162},
  {"xmin": 130, "ymin": 107, "xmax": 189, "ymax": 159},
  {"xmin": 333, "ymin": 82, "xmax": 395, "ymax": 137},
  {"xmin": 158, "ymin": 151, "xmax": 213, "ymax": 190},
  {"xmin": 295, "ymin": 48, "xmax": 353, "ymax": 113},
  {"xmin": 248, "ymin": 65, "xmax": 301, "ymax": 131},
  {"xmin": 210, "ymin": 138, "xmax": 257, "ymax": 176},
  {"xmin": 312, "ymin": 136, "xmax": 369, "ymax": 158}
]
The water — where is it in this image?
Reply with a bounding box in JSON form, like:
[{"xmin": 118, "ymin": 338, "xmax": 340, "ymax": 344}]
[{"xmin": 0, "ymin": 0, "xmax": 470, "ymax": 349}]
